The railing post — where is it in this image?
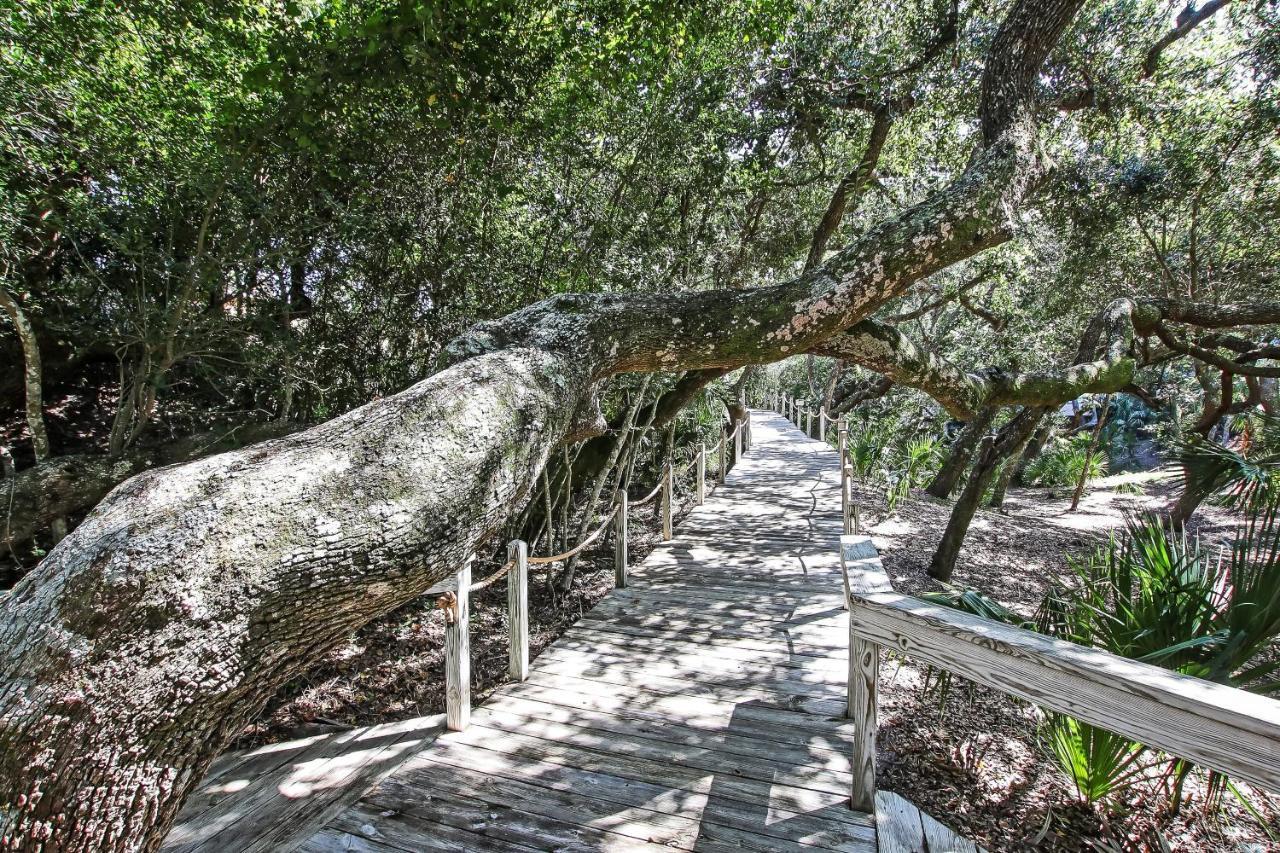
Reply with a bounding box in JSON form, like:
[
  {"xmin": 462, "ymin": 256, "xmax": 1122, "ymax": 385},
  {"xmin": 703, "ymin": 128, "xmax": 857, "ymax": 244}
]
[
  {"xmin": 820, "ymin": 409, "xmax": 828, "ymax": 443},
  {"xmin": 614, "ymin": 489, "xmax": 628, "ymax": 588},
  {"xmin": 507, "ymin": 540, "xmax": 528, "ymax": 682},
  {"xmin": 696, "ymin": 443, "xmax": 705, "ymax": 505},
  {"xmin": 446, "ymin": 555, "xmax": 473, "ymax": 732},
  {"xmin": 839, "ymin": 426, "xmax": 852, "ymax": 536},
  {"xmin": 848, "ymin": 627, "xmax": 879, "ymax": 813},
  {"xmin": 805, "ymin": 408, "xmax": 812, "ymax": 438},
  {"xmin": 734, "ymin": 419, "xmax": 743, "ymax": 461},
  {"xmin": 745, "ymin": 411, "xmax": 752, "ymax": 451},
  {"xmin": 719, "ymin": 424, "xmax": 727, "ymax": 484},
  {"xmin": 662, "ymin": 463, "xmax": 673, "ymax": 541}
]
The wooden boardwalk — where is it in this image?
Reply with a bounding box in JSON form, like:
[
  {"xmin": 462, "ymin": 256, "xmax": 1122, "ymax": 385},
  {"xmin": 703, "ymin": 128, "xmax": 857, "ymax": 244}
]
[{"xmin": 167, "ymin": 410, "xmax": 980, "ymax": 852}]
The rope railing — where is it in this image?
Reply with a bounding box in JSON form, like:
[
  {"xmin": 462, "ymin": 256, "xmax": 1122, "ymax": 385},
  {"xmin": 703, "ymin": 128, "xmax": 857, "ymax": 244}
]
[
  {"xmin": 527, "ymin": 503, "xmax": 620, "ymax": 565},
  {"xmin": 438, "ymin": 419, "xmax": 753, "ymax": 732},
  {"xmin": 630, "ymin": 468, "xmax": 668, "ymax": 507}
]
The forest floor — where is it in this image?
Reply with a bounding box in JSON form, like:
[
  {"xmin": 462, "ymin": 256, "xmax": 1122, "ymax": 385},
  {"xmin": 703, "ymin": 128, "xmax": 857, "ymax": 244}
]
[{"xmin": 241, "ymin": 469, "xmax": 1277, "ymax": 853}]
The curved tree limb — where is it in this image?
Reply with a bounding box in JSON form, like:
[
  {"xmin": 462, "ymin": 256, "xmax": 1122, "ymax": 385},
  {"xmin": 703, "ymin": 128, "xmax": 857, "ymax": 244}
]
[
  {"xmin": 814, "ymin": 297, "xmax": 1280, "ymax": 419},
  {"xmin": 1141, "ymin": 0, "xmax": 1232, "ymax": 79},
  {"xmin": 0, "ymin": 0, "xmax": 1089, "ymax": 846},
  {"xmin": 812, "ymin": 298, "xmax": 1139, "ymax": 419},
  {"xmin": 829, "ymin": 373, "xmax": 895, "ymax": 415}
]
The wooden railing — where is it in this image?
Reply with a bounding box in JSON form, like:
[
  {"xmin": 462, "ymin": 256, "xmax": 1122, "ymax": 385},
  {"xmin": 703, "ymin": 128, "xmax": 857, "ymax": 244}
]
[
  {"xmin": 767, "ymin": 388, "xmax": 1280, "ymax": 811},
  {"xmin": 838, "ymin": 534, "xmax": 1280, "ymax": 812},
  {"xmin": 431, "ymin": 411, "xmax": 751, "ymax": 732}
]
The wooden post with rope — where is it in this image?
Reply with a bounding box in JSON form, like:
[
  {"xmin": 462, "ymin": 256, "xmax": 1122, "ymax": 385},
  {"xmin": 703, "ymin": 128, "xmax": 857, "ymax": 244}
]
[
  {"xmin": 718, "ymin": 423, "xmax": 727, "ymax": 484},
  {"xmin": 662, "ymin": 462, "xmax": 674, "ymax": 541},
  {"xmin": 445, "ymin": 555, "xmax": 473, "ymax": 731},
  {"xmin": 507, "ymin": 540, "xmax": 528, "ymax": 681},
  {"xmin": 696, "ymin": 443, "xmax": 705, "ymax": 505},
  {"xmin": 839, "ymin": 425, "xmax": 852, "ymax": 536},
  {"xmin": 614, "ymin": 489, "xmax": 628, "ymax": 588}
]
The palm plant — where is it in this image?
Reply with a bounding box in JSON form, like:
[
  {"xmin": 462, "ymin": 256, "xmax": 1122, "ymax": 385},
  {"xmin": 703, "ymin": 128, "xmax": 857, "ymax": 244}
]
[
  {"xmin": 1047, "ymin": 715, "xmax": 1149, "ymax": 805},
  {"xmin": 883, "ymin": 435, "xmax": 942, "ymax": 513},
  {"xmin": 846, "ymin": 422, "xmax": 891, "ymax": 481},
  {"xmin": 924, "ymin": 507, "xmax": 1280, "ymax": 811},
  {"xmin": 1042, "ymin": 509, "xmax": 1280, "ymax": 808},
  {"xmin": 1023, "ymin": 434, "xmax": 1108, "ymax": 490},
  {"xmin": 1176, "ymin": 413, "xmax": 1280, "ymax": 516}
]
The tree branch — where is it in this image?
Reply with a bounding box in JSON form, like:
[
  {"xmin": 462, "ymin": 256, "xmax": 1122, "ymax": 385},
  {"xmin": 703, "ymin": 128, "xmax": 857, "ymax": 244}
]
[
  {"xmin": 812, "ymin": 298, "xmax": 1139, "ymax": 418},
  {"xmin": 1141, "ymin": 0, "xmax": 1232, "ymax": 79}
]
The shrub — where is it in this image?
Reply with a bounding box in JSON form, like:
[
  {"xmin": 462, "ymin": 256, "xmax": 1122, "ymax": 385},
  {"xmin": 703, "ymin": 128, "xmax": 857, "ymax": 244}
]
[{"xmin": 1023, "ymin": 434, "xmax": 1108, "ymax": 489}]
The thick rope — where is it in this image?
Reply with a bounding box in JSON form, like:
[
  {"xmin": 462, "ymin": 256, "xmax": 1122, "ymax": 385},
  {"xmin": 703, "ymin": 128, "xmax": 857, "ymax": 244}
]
[{"xmin": 528, "ymin": 503, "xmax": 621, "ymax": 565}]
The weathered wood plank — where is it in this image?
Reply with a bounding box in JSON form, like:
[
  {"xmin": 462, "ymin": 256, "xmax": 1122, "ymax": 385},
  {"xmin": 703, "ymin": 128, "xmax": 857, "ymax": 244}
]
[
  {"xmin": 841, "ymin": 537, "xmax": 1280, "ymax": 795},
  {"xmin": 875, "ymin": 791, "xmax": 926, "ymax": 853},
  {"xmin": 445, "ymin": 558, "xmax": 471, "ymax": 732},
  {"xmin": 507, "ymin": 539, "xmax": 529, "ymax": 681},
  {"xmin": 164, "ymin": 715, "xmax": 445, "ymax": 852},
  {"xmin": 473, "ymin": 700, "xmax": 853, "ymax": 774},
  {"xmin": 174, "ymin": 411, "xmax": 963, "ymax": 853},
  {"xmin": 919, "ymin": 806, "xmax": 982, "ymax": 853},
  {"xmin": 410, "ymin": 739, "xmax": 877, "ymax": 848}
]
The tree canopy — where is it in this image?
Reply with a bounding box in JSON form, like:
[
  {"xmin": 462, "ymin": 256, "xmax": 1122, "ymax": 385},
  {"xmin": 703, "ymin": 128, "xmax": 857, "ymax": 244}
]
[{"xmin": 2, "ymin": 0, "xmax": 1279, "ymax": 848}]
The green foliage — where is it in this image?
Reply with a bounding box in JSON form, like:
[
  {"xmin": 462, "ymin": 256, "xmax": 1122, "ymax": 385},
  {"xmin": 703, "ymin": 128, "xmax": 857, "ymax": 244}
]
[
  {"xmin": 1041, "ymin": 508, "xmax": 1280, "ymax": 808},
  {"xmin": 1023, "ymin": 434, "xmax": 1107, "ymax": 489},
  {"xmin": 925, "ymin": 505, "xmax": 1280, "ymax": 811},
  {"xmin": 1046, "ymin": 715, "xmax": 1148, "ymax": 805},
  {"xmin": 1176, "ymin": 414, "xmax": 1280, "ymax": 515},
  {"xmin": 919, "ymin": 586, "xmax": 1034, "ymax": 628},
  {"xmin": 883, "ymin": 435, "xmax": 941, "ymax": 514},
  {"xmin": 846, "ymin": 421, "xmax": 891, "ymax": 481}
]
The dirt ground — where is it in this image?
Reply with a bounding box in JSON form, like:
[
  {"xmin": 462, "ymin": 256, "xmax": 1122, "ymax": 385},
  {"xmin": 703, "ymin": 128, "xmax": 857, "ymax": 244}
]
[{"xmin": 244, "ymin": 471, "xmax": 1277, "ymax": 852}]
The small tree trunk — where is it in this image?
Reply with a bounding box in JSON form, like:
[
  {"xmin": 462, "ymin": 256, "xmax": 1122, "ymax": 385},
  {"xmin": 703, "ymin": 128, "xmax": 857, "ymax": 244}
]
[
  {"xmin": 927, "ymin": 407, "xmax": 997, "ymax": 499},
  {"xmin": 1168, "ymin": 460, "xmax": 1216, "ymax": 528},
  {"xmin": 559, "ymin": 378, "xmax": 649, "ymax": 589},
  {"xmin": 986, "ymin": 458, "xmax": 1017, "ymax": 510},
  {"xmin": 0, "ymin": 286, "xmax": 66, "ymax": 542},
  {"xmin": 1069, "ymin": 394, "xmax": 1110, "ymax": 511},
  {"xmin": 1011, "ymin": 421, "xmax": 1052, "ymax": 487},
  {"xmin": 988, "ymin": 412, "xmax": 1046, "ymax": 509},
  {"xmin": 930, "ymin": 408, "xmax": 1045, "ymax": 581},
  {"xmin": 0, "ymin": 287, "xmax": 51, "ymax": 462}
]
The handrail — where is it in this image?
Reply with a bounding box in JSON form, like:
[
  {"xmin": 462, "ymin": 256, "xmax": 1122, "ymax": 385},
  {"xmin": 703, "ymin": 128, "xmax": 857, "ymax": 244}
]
[
  {"xmin": 838, "ymin": 535, "xmax": 1280, "ymax": 805},
  {"xmin": 439, "ymin": 414, "xmax": 752, "ymax": 734},
  {"xmin": 528, "ymin": 504, "xmax": 620, "ymax": 565},
  {"xmin": 631, "ymin": 467, "xmax": 667, "ymax": 506}
]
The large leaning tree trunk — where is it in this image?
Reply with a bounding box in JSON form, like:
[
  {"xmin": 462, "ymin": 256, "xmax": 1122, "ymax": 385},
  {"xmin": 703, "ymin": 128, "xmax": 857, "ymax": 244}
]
[
  {"xmin": 0, "ymin": 1, "xmax": 1087, "ymax": 847},
  {"xmin": 0, "ymin": 422, "xmax": 303, "ymax": 560}
]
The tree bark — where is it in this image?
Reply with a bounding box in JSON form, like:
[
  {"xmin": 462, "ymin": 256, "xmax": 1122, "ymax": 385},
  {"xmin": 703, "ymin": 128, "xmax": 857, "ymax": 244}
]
[
  {"xmin": 0, "ymin": 286, "xmax": 67, "ymax": 544},
  {"xmin": 929, "ymin": 407, "xmax": 1046, "ymax": 581},
  {"xmin": 0, "ymin": 422, "xmax": 303, "ymax": 560},
  {"xmin": 1068, "ymin": 393, "xmax": 1110, "ymax": 511},
  {"xmin": 926, "ymin": 407, "xmax": 997, "ymax": 499},
  {"xmin": 0, "ymin": 1, "xmax": 1090, "ymax": 844},
  {"xmin": 0, "ymin": 287, "xmax": 51, "ymax": 462}
]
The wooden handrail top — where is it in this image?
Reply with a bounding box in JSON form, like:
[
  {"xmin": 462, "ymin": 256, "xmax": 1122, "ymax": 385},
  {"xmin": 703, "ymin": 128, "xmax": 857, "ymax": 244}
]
[{"xmin": 839, "ymin": 535, "xmax": 1280, "ymax": 795}]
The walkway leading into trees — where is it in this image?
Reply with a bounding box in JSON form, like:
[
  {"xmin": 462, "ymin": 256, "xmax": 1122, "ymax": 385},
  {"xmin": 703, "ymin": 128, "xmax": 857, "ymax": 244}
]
[{"xmin": 164, "ymin": 410, "xmax": 981, "ymax": 853}]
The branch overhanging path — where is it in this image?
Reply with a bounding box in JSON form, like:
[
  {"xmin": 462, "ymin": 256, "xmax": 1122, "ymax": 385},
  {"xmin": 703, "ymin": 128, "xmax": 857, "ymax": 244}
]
[{"xmin": 0, "ymin": 0, "xmax": 1092, "ymax": 847}]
